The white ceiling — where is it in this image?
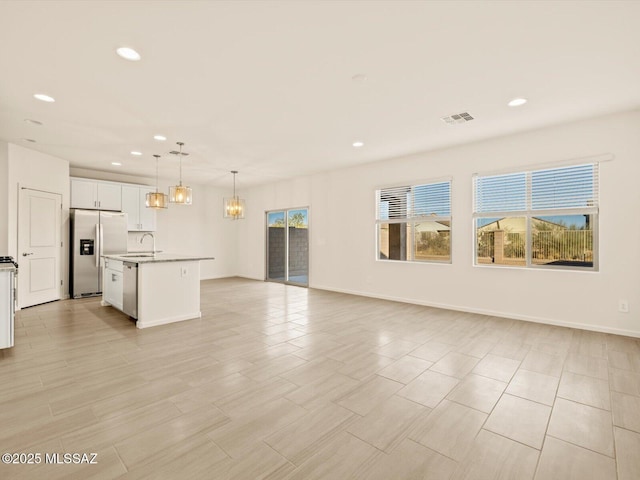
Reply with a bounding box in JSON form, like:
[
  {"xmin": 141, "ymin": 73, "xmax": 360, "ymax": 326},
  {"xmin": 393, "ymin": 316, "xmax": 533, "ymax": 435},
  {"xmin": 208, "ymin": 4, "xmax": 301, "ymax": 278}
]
[{"xmin": 1, "ymin": 0, "xmax": 639, "ymax": 187}]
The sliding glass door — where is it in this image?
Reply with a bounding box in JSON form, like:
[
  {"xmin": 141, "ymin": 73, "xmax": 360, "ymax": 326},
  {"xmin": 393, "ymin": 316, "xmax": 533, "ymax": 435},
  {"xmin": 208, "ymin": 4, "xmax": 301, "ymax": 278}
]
[{"xmin": 266, "ymin": 208, "xmax": 309, "ymax": 286}]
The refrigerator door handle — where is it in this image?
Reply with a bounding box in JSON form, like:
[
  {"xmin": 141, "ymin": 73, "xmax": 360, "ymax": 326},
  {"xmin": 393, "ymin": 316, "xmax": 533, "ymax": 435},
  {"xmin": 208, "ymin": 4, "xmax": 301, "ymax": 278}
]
[
  {"xmin": 99, "ymin": 224, "xmax": 104, "ymax": 260},
  {"xmin": 95, "ymin": 223, "xmax": 100, "ymax": 268}
]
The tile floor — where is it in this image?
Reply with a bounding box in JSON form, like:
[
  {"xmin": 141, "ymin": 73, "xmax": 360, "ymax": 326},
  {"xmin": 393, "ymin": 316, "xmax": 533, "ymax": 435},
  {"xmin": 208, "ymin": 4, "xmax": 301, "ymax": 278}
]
[{"xmin": 0, "ymin": 277, "xmax": 639, "ymax": 479}]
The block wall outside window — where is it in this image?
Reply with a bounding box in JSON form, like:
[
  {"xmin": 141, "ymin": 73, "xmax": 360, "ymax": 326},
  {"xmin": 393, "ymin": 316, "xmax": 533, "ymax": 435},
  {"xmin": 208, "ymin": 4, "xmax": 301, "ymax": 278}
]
[{"xmin": 376, "ymin": 180, "xmax": 452, "ymax": 263}]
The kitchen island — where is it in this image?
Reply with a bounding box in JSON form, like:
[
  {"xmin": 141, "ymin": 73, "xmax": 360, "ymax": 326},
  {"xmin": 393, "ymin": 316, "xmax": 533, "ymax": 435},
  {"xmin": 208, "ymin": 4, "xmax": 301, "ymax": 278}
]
[{"xmin": 101, "ymin": 253, "xmax": 214, "ymax": 329}]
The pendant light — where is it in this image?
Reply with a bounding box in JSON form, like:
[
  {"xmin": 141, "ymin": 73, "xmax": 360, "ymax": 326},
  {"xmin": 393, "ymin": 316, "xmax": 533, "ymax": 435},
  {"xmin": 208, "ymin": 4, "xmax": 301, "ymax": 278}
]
[
  {"xmin": 168, "ymin": 141, "xmax": 192, "ymax": 205},
  {"xmin": 224, "ymin": 170, "xmax": 245, "ymax": 220},
  {"xmin": 145, "ymin": 154, "xmax": 168, "ymax": 209}
]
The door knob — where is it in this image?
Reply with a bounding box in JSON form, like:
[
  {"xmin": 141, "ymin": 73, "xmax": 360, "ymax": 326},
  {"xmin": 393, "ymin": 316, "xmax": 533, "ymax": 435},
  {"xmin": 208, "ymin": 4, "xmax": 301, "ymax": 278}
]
[{"xmin": 22, "ymin": 252, "xmax": 34, "ymax": 256}]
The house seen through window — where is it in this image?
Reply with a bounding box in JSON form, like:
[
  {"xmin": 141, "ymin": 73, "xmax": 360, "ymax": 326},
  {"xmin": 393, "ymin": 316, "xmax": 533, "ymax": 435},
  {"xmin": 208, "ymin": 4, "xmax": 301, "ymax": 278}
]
[
  {"xmin": 376, "ymin": 180, "xmax": 451, "ymax": 263},
  {"xmin": 473, "ymin": 163, "xmax": 598, "ymax": 270}
]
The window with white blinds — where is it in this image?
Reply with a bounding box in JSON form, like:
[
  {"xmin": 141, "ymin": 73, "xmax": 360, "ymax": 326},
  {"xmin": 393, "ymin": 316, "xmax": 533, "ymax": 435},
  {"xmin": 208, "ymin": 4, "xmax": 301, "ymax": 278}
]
[
  {"xmin": 473, "ymin": 163, "xmax": 598, "ymax": 270},
  {"xmin": 376, "ymin": 180, "xmax": 451, "ymax": 263}
]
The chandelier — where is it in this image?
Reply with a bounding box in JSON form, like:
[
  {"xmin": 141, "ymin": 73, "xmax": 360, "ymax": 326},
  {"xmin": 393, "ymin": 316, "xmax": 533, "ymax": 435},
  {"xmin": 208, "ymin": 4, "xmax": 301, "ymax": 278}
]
[
  {"xmin": 224, "ymin": 170, "xmax": 245, "ymax": 219},
  {"xmin": 168, "ymin": 141, "xmax": 192, "ymax": 205},
  {"xmin": 145, "ymin": 154, "xmax": 168, "ymax": 209}
]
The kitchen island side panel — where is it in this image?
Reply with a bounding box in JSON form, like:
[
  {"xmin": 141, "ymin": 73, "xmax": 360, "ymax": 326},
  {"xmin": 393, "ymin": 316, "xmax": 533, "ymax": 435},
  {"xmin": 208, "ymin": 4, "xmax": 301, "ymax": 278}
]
[{"xmin": 136, "ymin": 261, "xmax": 200, "ymax": 328}]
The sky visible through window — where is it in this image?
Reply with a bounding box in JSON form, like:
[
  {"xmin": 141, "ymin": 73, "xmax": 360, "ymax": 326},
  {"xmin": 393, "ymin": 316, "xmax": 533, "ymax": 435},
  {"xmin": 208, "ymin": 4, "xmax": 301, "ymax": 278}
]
[{"xmin": 268, "ymin": 209, "xmax": 308, "ymax": 227}]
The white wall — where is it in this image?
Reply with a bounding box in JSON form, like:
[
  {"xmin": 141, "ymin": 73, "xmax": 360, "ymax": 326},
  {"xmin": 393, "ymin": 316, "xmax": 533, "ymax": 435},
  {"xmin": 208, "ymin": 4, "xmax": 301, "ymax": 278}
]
[
  {"xmin": 236, "ymin": 109, "xmax": 640, "ymax": 337},
  {"xmin": 7, "ymin": 143, "xmax": 70, "ymax": 297},
  {"xmin": 0, "ymin": 141, "xmax": 8, "ymax": 254},
  {"xmin": 153, "ymin": 180, "xmax": 236, "ymax": 280},
  {"xmin": 70, "ymin": 168, "xmax": 236, "ymax": 280}
]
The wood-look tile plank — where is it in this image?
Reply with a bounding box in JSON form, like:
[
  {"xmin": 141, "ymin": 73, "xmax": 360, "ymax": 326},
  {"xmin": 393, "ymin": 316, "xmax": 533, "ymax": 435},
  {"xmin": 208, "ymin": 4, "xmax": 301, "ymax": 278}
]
[
  {"xmin": 507, "ymin": 369, "xmax": 559, "ymax": 406},
  {"xmin": 472, "ymin": 353, "xmax": 520, "ymax": 382},
  {"xmin": 484, "ymin": 394, "xmax": 551, "ymax": 449},
  {"xmin": 207, "ymin": 398, "xmax": 308, "ymax": 459},
  {"xmin": 279, "ymin": 432, "xmax": 379, "ymax": 480},
  {"xmin": 547, "ymin": 398, "xmax": 614, "ymax": 457},
  {"xmin": 347, "ymin": 395, "xmax": 425, "ymax": 452},
  {"xmin": 119, "ymin": 434, "xmax": 228, "ymax": 480},
  {"xmin": 284, "ymin": 372, "xmax": 359, "ymax": 411},
  {"xmin": 611, "ymin": 391, "xmax": 640, "ymax": 433},
  {"xmin": 215, "ymin": 376, "xmax": 301, "ymax": 417},
  {"xmin": 338, "ymin": 352, "xmax": 395, "ymax": 380},
  {"xmin": 114, "ymin": 404, "xmax": 230, "ymax": 469},
  {"xmin": 353, "ymin": 438, "xmax": 457, "ymax": 480},
  {"xmin": 337, "ymin": 375, "xmax": 404, "ymax": 416},
  {"xmin": 520, "ymin": 349, "xmax": 565, "ymax": 377},
  {"xmin": 61, "ymin": 401, "xmax": 183, "ymax": 452},
  {"xmin": 452, "ymin": 429, "xmax": 539, "ymax": 480},
  {"xmin": 0, "ymin": 408, "xmax": 98, "ymax": 453},
  {"xmin": 534, "ymin": 436, "xmax": 616, "ymax": 480},
  {"xmin": 242, "ymin": 354, "xmax": 307, "ymax": 381},
  {"xmin": 614, "ymin": 427, "xmax": 640, "ymax": 480},
  {"xmin": 377, "ymin": 356, "xmax": 433, "ymax": 384},
  {"xmin": 265, "ymin": 403, "xmax": 355, "ymax": 465},
  {"xmin": 564, "ymin": 353, "xmax": 609, "ymax": 380},
  {"xmin": 375, "ymin": 339, "xmax": 421, "ymax": 359},
  {"xmin": 397, "ymin": 370, "xmax": 459, "ymax": 408},
  {"xmin": 430, "ymin": 352, "xmax": 480, "ymax": 379},
  {"xmin": 557, "ymin": 371, "xmax": 610, "ymax": 410},
  {"xmin": 409, "ymin": 400, "xmax": 486, "ymax": 461},
  {"xmin": 279, "ymin": 357, "xmax": 344, "ymax": 386},
  {"xmin": 446, "ymin": 374, "xmax": 506, "ymax": 413},
  {"xmin": 609, "ymin": 367, "xmax": 640, "ymax": 396},
  {"xmin": 409, "ymin": 341, "xmax": 454, "ymax": 362}
]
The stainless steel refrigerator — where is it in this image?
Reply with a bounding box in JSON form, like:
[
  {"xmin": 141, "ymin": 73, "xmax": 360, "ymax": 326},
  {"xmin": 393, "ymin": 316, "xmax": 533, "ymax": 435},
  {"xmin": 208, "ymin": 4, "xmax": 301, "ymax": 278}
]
[{"xmin": 70, "ymin": 209, "xmax": 128, "ymax": 298}]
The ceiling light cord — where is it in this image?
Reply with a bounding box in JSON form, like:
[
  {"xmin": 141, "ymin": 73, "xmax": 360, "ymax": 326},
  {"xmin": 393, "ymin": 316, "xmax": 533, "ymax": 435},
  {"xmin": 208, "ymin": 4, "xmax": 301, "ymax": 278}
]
[
  {"xmin": 232, "ymin": 170, "xmax": 238, "ymax": 199},
  {"xmin": 177, "ymin": 141, "xmax": 184, "ymax": 186},
  {"xmin": 154, "ymin": 154, "xmax": 160, "ymax": 193}
]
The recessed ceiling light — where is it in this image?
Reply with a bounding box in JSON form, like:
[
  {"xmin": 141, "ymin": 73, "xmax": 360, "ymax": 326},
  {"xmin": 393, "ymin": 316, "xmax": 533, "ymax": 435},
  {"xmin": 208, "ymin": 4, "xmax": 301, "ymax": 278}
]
[
  {"xmin": 508, "ymin": 98, "xmax": 527, "ymax": 107},
  {"xmin": 116, "ymin": 47, "xmax": 141, "ymax": 61},
  {"xmin": 111, "ymin": 162, "xmax": 122, "ymax": 166},
  {"xmin": 23, "ymin": 138, "xmax": 37, "ymax": 143},
  {"xmin": 130, "ymin": 151, "xmax": 142, "ymax": 156},
  {"xmin": 352, "ymin": 141, "xmax": 364, "ymax": 148},
  {"xmin": 34, "ymin": 93, "xmax": 55, "ymax": 103},
  {"xmin": 153, "ymin": 135, "xmax": 167, "ymax": 141},
  {"xmin": 24, "ymin": 119, "xmax": 43, "ymax": 126}
]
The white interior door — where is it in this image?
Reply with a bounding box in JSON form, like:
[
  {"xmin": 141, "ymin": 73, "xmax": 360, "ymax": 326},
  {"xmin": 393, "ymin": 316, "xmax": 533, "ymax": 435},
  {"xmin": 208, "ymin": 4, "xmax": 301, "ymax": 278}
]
[{"xmin": 18, "ymin": 188, "xmax": 62, "ymax": 308}]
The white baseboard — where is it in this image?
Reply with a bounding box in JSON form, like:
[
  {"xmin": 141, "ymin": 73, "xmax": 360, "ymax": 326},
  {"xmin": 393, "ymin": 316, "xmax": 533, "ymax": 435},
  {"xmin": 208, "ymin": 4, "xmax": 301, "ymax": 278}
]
[
  {"xmin": 311, "ymin": 284, "xmax": 640, "ymax": 339},
  {"xmin": 136, "ymin": 311, "xmax": 201, "ymax": 329}
]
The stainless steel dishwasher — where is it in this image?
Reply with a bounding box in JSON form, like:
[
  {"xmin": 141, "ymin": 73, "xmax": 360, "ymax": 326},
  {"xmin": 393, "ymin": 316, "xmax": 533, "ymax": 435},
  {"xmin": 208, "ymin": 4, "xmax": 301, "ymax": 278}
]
[{"xmin": 122, "ymin": 262, "xmax": 138, "ymax": 319}]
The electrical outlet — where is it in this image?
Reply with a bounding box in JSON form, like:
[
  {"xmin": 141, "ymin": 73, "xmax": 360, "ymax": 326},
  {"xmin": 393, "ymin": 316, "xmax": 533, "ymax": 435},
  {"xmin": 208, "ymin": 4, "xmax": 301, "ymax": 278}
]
[
  {"xmin": 181, "ymin": 266, "xmax": 188, "ymax": 277},
  {"xmin": 619, "ymin": 299, "xmax": 629, "ymax": 313}
]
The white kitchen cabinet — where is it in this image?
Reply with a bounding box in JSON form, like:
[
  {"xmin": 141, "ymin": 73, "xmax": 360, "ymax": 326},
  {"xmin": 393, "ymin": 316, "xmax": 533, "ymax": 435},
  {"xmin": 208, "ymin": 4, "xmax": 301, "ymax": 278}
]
[
  {"xmin": 97, "ymin": 182, "xmax": 122, "ymax": 211},
  {"xmin": 102, "ymin": 259, "xmax": 123, "ymax": 310},
  {"xmin": 70, "ymin": 178, "xmax": 122, "ymax": 211},
  {"xmin": 121, "ymin": 185, "xmax": 156, "ymax": 231}
]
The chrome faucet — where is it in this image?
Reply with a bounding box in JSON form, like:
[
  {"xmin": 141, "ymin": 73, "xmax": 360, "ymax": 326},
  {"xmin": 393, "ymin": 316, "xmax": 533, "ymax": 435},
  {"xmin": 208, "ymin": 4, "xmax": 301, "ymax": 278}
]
[{"xmin": 140, "ymin": 232, "xmax": 156, "ymax": 255}]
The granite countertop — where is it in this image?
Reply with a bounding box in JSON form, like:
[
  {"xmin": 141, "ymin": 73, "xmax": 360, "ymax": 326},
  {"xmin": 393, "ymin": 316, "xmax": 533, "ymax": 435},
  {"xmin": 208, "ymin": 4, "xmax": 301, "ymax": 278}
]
[
  {"xmin": 103, "ymin": 253, "xmax": 215, "ymax": 264},
  {"xmin": 0, "ymin": 264, "xmax": 17, "ymax": 272}
]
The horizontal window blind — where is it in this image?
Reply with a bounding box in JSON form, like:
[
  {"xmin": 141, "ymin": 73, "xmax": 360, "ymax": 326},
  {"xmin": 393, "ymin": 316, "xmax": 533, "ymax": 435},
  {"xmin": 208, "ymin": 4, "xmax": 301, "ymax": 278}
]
[
  {"xmin": 474, "ymin": 163, "xmax": 598, "ymax": 214},
  {"xmin": 413, "ymin": 182, "xmax": 451, "ymax": 217},
  {"xmin": 474, "ymin": 172, "xmax": 526, "ymax": 213},
  {"xmin": 378, "ymin": 181, "xmax": 451, "ymax": 220},
  {"xmin": 377, "ymin": 185, "xmax": 410, "ymax": 220},
  {"xmin": 531, "ymin": 164, "xmax": 598, "ymax": 210}
]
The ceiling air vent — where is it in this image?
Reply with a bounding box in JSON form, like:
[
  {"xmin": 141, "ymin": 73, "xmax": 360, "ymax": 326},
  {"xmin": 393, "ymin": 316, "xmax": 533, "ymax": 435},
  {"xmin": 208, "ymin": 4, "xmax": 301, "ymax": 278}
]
[{"xmin": 440, "ymin": 112, "xmax": 474, "ymax": 125}]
